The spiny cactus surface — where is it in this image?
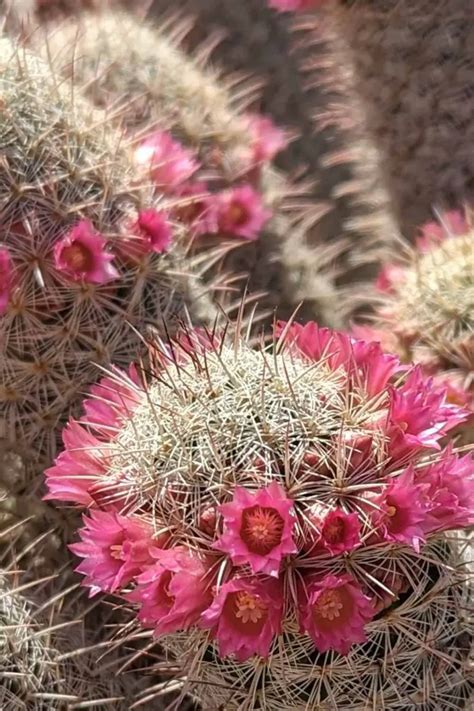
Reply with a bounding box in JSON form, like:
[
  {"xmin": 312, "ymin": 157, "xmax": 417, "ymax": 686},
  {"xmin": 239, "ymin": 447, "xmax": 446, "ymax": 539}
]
[
  {"xmin": 46, "ymin": 323, "xmax": 473, "ymax": 709},
  {"xmin": 320, "ymin": 0, "xmax": 474, "ymax": 238},
  {"xmin": 355, "ymin": 210, "xmax": 474, "ymax": 441},
  {"xmin": 33, "ymin": 8, "xmax": 347, "ymax": 329},
  {"xmin": 0, "ymin": 37, "xmax": 215, "ymax": 480}
]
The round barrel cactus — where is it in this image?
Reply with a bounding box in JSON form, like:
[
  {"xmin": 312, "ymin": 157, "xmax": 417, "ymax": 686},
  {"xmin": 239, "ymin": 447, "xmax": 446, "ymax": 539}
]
[{"xmin": 46, "ymin": 322, "xmax": 473, "ymax": 709}]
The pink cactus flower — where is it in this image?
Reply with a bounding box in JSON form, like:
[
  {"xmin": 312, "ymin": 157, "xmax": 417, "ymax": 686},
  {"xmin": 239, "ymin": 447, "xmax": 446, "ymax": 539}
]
[
  {"xmin": 44, "ymin": 419, "xmax": 109, "ymax": 506},
  {"xmin": 387, "ymin": 367, "xmax": 468, "ymax": 460},
  {"xmin": 277, "ymin": 321, "xmax": 400, "ymax": 395},
  {"xmin": 134, "ymin": 131, "xmax": 199, "ymax": 190},
  {"xmin": 54, "ymin": 220, "xmax": 119, "ymax": 284},
  {"xmin": 121, "ymin": 209, "xmax": 172, "ymax": 259},
  {"xmin": 370, "ymin": 468, "xmax": 428, "ymax": 552},
  {"xmin": 129, "ymin": 547, "xmax": 213, "ymax": 635},
  {"xmin": 214, "ymin": 482, "xmax": 297, "ymax": 576},
  {"xmin": 70, "ymin": 510, "xmax": 160, "ymax": 596},
  {"xmin": 299, "ymin": 573, "xmax": 374, "ymax": 655},
  {"xmin": 309, "ymin": 507, "xmax": 361, "ymax": 556},
  {"xmin": 0, "ymin": 247, "xmax": 13, "ymax": 315},
  {"xmin": 416, "ymin": 210, "xmax": 468, "ymax": 253},
  {"xmin": 201, "ymin": 577, "xmax": 283, "ymax": 661},
  {"xmin": 375, "ymin": 263, "xmax": 407, "ymax": 293},
  {"xmin": 216, "ymin": 185, "xmax": 271, "ymax": 240},
  {"xmin": 244, "ymin": 114, "xmax": 288, "ymax": 164},
  {"xmin": 80, "ymin": 364, "xmax": 145, "ymax": 438},
  {"xmin": 172, "ymin": 182, "xmax": 219, "ymax": 235},
  {"xmin": 415, "ymin": 447, "xmax": 474, "ymax": 532}
]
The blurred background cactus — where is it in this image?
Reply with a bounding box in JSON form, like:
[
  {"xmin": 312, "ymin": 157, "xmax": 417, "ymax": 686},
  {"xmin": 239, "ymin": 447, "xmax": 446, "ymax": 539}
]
[
  {"xmin": 0, "ymin": 35, "xmax": 219, "ymax": 483},
  {"xmin": 354, "ymin": 210, "xmax": 474, "ymax": 442}
]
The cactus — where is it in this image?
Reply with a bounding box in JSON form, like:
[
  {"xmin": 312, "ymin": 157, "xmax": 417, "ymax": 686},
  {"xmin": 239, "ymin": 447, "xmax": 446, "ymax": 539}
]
[
  {"xmin": 0, "ymin": 36, "xmax": 217, "ymax": 481},
  {"xmin": 354, "ymin": 210, "xmax": 474, "ymax": 442},
  {"xmin": 32, "ymin": 8, "xmax": 346, "ymax": 328},
  {"xmin": 310, "ymin": 0, "xmax": 474, "ymax": 238},
  {"xmin": 46, "ymin": 323, "xmax": 473, "ymax": 709},
  {"xmin": 0, "ymin": 566, "xmax": 137, "ymax": 708}
]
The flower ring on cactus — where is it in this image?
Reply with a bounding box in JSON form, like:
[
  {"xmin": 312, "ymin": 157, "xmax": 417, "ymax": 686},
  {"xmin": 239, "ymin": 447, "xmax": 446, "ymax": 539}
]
[
  {"xmin": 48, "ymin": 320, "xmax": 473, "ymax": 707},
  {"xmin": 355, "ymin": 209, "xmax": 474, "ymax": 441}
]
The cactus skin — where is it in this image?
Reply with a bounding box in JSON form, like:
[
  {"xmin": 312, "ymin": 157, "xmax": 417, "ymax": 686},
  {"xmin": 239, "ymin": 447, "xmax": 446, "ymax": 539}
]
[
  {"xmin": 320, "ymin": 0, "xmax": 474, "ymax": 238},
  {"xmin": 48, "ymin": 325, "xmax": 472, "ymax": 710},
  {"xmin": 0, "ymin": 567, "xmax": 136, "ymax": 709},
  {"xmin": 0, "ymin": 37, "xmax": 215, "ymax": 481},
  {"xmin": 34, "ymin": 8, "xmax": 347, "ymax": 329},
  {"xmin": 355, "ymin": 213, "xmax": 474, "ymax": 442}
]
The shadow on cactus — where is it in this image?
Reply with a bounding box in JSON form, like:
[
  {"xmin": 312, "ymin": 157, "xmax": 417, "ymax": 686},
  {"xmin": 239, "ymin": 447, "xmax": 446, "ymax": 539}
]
[{"xmin": 45, "ymin": 320, "xmax": 473, "ymax": 709}]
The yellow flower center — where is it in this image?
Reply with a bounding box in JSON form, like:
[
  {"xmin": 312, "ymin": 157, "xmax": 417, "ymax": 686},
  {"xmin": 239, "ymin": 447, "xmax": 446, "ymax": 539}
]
[
  {"xmin": 234, "ymin": 591, "xmax": 267, "ymax": 625},
  {"xmin": 314, "ymin": 589, "xmax": 344, "ymax": 621},
  {"xmin": 109, "ymin": 544, "xmax": 123, "ymax": 560},
  {"xmin": 323, "ymin": 519, "xmax": 345, "ymax": 543}
]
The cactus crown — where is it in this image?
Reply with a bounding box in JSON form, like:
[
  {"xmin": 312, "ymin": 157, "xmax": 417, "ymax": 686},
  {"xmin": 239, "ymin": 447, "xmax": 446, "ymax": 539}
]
[{"xmin": 46, "ymin": 323, "xmax": 473, "ymax": 709}]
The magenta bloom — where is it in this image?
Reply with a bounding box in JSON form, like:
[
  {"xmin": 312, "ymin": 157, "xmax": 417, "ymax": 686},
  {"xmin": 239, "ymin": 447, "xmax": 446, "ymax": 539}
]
[
  {"xmin": 415, "ymin": 447, "xmax": 474, "ymax": 532},
  {"xmin": 201, "ymin": 577, "xmax": 283, "ymax": 661},
  {"xmin": 172, "ymin": 182, "xmax": 219, "ymax": 235},
  {"xmin": 44, "ymin": 420, "xmax": 108, "ymax": 505},
  {"xmin": 81, "ymin": 364, "xmax": 144, "ymax": 438},
  {"xmin": 70, "ymin": 510, "xmax": 160, "ymax": 596},
  {"xmin": 244, "ymin": 114, "xmax": 288, "ymax": 164},
  {"xmin": 134, "ymin": 131, "xmax": 199, "ymax": 190},
  {"xmin": 277, "ymin": 321, "xmax": 400, "ymax": 395},
  {"xmin": 371, "ymin": 468, "xmax": 428, "ymax": 552},
  {"xmin": 54, "ymin": 220, "xmax": 119, "ymax": 284},
  {"xmin": 387, "ymin": 368, "xmax": 468, "ymax": 460},
  {"xmin": 277, "ymin": 321, "xmax": 350, "ymax": 370},
  {"xmin": 129, "ymin": 547, "xmax": 213, "ymax": 635},
  {"xmin": 216, "ymin": 185, "xmax": 271, "ymax": 240},
  {"xmin": 416, "ymin": 209, "xmax": 468, "ymax": 253},
  {"xmin": 121, "ymin": 209, "xmax": 172, "ymax": 259},
  {"xmin": 214, "ymin": 482, "xmax": 297, "ymax": 576},
  {"xmin": 0, "ymin": 247, "xmax": 13, "ymax": 315},
  {"xmin": 299, "ymin": 574, "xmax": 374, "ymax": 655},
  {"xmin": 311, "ymin": 508, "xmax": 361, "ymax": 556}
]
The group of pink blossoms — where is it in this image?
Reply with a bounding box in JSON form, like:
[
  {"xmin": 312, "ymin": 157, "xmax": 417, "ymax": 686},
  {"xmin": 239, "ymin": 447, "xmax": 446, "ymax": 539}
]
[
  {"xmin": 0, "ymin": 113, "xmax": 284, "ymax": 314},
  {"xmin": 45, "ymin": 323, "xmax": 474, "ymax": 662}
]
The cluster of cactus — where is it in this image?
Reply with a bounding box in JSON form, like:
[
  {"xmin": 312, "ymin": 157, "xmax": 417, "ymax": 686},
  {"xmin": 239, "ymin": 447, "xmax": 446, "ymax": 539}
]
[
  {"xmin": 32, "ymin": 7, "xmax": 345, "ymax": 327},
  {"xmin": 354, "ymin": 210, "xmax": 474, "ymax": 442},
  {"xmin": 0, "ymin": 35, "xmax": 218, "ymax": 481},
  {"xmin": 0, "ymin": 0, "xmax": 473, "ymax": 708},
  {"xmin": 46, "ymin": 323, "xmax": 473, "ymax": 709}
]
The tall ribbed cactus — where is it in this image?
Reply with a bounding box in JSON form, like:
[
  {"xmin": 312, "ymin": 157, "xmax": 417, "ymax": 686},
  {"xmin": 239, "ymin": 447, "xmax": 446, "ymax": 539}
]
[
  {"xmin": 46, "ymin": 323, "xmax": 473, "ymax": 709},
  {"xmin": 295, "ymin": 0, "xmax": 474, "ymax": 238},
  {"xmin": 0, "ymin": 36, "xmax": 215, "ymax": 480},
  {"xmin": 32, "ymin": 8, "xmax": 345, "ymax": 328}
]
